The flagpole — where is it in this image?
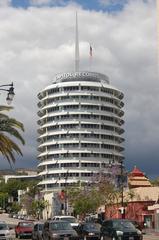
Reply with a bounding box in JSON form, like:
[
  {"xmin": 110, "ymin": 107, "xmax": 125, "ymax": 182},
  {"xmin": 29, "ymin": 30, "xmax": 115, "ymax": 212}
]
[{"xmin": 157, "ymin": 0, "xmax": 159, "ymax": 73}]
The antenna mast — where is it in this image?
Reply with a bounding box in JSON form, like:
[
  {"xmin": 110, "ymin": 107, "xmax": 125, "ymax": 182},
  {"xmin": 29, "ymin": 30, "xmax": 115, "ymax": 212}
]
[{"xmin": 75, "ymin": 12, "xmax": 79, "ymax": 72}]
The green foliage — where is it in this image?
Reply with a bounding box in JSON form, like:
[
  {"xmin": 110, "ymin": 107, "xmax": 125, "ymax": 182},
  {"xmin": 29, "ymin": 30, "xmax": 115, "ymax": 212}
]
[
  {"xmin": 31, "ymin": 199, "xmax": 48, "ymax": 218},
  {"xmin": 10, "ymin": 202, "xmax": 21, "ymax": 213},
  {"xmin": 0, "ymin": 179, "xmax": 27, "ymax": 196},
  {"xmin": 0, "ymin": 179, "xmax": 40, "ymax": 213},
  {"xmin": 150, "ymin": 177, "xmax": 159, "ymax": 186},
  {"xmin": 67, "ymin": 180, "xmax": 120, "ymax": 217},
  {"xmin": 0, "ymin": 105, "xmax": 25, "ymax": 165},
  {"xmin": 72, "ymin": 189, "xmax": 100, "ymax": 215},
  {"xmin": 26, "ymin": 181, "xmax": 41, "ymax": 198},
  {"xmin": 18, "ymin": 181, "xmax": 45, "ymax": 217},
  {"xmin": 0, "ymin": 192, "xmax": 8, "ymax": 209}
]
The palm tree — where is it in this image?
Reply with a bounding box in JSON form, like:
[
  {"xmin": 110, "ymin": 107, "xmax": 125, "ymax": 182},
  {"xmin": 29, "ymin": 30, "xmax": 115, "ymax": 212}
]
[{"xmin": 0, "ymin": 105, "xmax": 25, "ymax": 165}]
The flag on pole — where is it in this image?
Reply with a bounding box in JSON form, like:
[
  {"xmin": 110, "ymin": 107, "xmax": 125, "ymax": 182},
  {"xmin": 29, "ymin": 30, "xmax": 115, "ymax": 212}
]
[{"xmin": 90, "ymin": 45, "xmax": 92, "ymax": 57}]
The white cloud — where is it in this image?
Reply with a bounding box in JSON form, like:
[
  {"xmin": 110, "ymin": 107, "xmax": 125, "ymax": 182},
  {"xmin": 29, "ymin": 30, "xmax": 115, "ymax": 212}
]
[
  {"xmin": 0, "ymin": 1, "xmax": 157, "ymax": 177},
  {"xmin": 0, "ymin": 0, "xmax": 11, "ymax": 7}
]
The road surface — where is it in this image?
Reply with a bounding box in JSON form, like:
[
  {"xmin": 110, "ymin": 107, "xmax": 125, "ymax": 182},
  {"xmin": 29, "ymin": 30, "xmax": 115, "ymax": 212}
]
[{"xmin": 0, "ymin": 213, "xmax": 159, "ymax": 240}]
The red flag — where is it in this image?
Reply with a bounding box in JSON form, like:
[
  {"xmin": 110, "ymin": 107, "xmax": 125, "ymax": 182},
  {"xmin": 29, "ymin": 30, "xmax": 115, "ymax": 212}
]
[{"xmin": 90, "ymin": 45, "xmax": 92, "ymax": 57}]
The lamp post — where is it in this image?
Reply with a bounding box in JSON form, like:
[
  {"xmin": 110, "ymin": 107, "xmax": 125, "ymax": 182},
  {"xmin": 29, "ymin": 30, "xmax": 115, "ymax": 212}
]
[
  {"xmin": 0, "ymin": 82, "xmax": 15, "ymax": 104},
  {"xmin": 64, "ymin": 170, "xmax": 69, "ymax": 215},
  {"xmin": 109, "ymin": 159, "xmax": 125, "ymax": 219},
  {"xmin": 120, "ymin": 160, "xmax": 125, "ymax": 219}
]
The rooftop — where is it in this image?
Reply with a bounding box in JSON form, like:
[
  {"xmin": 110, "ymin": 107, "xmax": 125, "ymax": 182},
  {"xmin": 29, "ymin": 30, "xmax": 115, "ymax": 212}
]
[
  {"xmin": 128, "ymin": 166, "xmax": 151, "ymax": 188},
  {"xmin": 53, "ymin": 71, "xmax": 109, "ymax": 84}
]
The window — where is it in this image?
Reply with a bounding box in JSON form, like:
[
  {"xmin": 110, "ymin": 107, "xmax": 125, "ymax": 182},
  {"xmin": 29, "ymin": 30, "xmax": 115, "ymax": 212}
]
[
  {"xmin": 48, "ymin": 88, "xmax": 59, "ymax": 95},
  {"xmin": 81, "ymin": 86, "xmax": 99, "ymax": 91},
  {"xmin": 48, "ymin": 106, "xmax": 59, "ymax": 113},
  {"xmin": 51, "ymin": 222, "xmax": 72, "ymax": 230},
  {"xmin": 101, "ymin": 88, "xmax": 113, "ymax": 94},
  {"xmin": 63, "ymin": 86, "xmax": 79, "ymax": 91},
  {"xmin": 44, "ymin": 222, "xmax": 49, "ymax": 229},
  {"xmin": 0, "ymin": 223, "xmax": 8, "ymax": 230},
  {"xmin": 34, "ymin": 224, "xmax": 38, "ymax": 231}
]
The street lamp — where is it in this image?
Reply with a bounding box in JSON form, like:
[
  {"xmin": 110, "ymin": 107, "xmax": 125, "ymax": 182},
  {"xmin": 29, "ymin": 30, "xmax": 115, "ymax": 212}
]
[
  {"xmin": 64, "ymin": 170, "xmax": 69, "ymax": 215},
  {"xmin": 108, "ymin": 159, "xmax": 126, "ymax": 219},
  {"xmin": 0, "ymin": 82, "xmax": 15, "ymax": 104},
  {"xmin": 120, "ymin": 160, "xmax": 125, "ymax": 219}
]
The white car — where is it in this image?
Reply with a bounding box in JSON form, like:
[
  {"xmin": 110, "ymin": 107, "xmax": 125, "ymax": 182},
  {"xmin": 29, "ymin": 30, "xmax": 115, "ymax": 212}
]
[
  {"xmin": 0, "ymin": 221, "xmax": 15, "ymax": 239},
  {"xmin": 52, "ymin": 215, "xmax": 79, "ymax": 229}
]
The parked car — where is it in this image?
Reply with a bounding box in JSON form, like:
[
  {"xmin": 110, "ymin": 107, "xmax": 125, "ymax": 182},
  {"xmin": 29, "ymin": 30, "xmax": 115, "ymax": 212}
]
[
  {"xmin": 130, "ymin": 220, "xmax": 146, "ymax": 235},
  {"xmin": 0, "ymin": 221, "xmax": 15, "ymax": 239},
  {"xmin": 15, "ymin": 221, "xmax": 34, "ymax": 239},
  {"xmin": 100, "ymin": 219, "xmax": 143, "ymax": 240},
  {"xmin": 130, "ymin": 220, "xmax": 142, "ymax": 231},
  {"xmin": 32, "ymin": 222, "xmax": 44, "ymax": 240},
  {"xmin": 13, "ymin": 214, "xmax": 18, "ymax": 219},
  {"xmin": 76, "ymin": 222, "xmax": 100, "ymax": 240},
  {"xmin": 52, "ymin": 215, "xmax": 79, "ymax": 229},
  {"xmin": 42, "ymin": 220, "xmax": 79, "ymax": 240}
]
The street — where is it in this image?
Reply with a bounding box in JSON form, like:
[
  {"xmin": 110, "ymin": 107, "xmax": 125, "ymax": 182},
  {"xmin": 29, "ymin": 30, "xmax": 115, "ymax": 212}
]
[
  {"xmin": 143, "ymin": 234, "xmax": 159, "ymax": 240},
  {"xmin": 0, "ymin": 213, "xmax": 159, "ymax": 240},
  {"xmin": 0, "ymin": 213, "xmax": 20, "ymax": 226}
]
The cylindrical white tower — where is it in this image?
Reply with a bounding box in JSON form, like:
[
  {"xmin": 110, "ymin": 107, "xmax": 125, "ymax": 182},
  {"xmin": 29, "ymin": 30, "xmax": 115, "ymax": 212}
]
[{"xmin": 37, "ymin": 71, "xmax": 124, "ymax": 192}]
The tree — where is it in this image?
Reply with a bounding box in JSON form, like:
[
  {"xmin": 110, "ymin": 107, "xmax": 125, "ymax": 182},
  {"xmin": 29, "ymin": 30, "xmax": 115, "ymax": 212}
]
[
  {"xmin": 0, "ymin": 179, "xmax": 40, "ymax": 213},
  {"xmin": 67, "ymin": 180, "xmax": 120, "ymax": 219},
  {"xmin": 19, "ymin": 181, "xmax": 44, "ymax": 218},
  {"xmin": 10, "ymin": 202, "xmax": 21, "ymax": 214},
  {"xmin": 0, "ymin": 105, "xmax": 25, "ymax": 165},
  {"xmin": 150, "ymin": 177, "xmax": 159, "ymax": 186},
  {"xmin": 31, "ymin": 199, "xmax": 49, "ymax": 219},
  {"xmin": 0, "ymin": 192, "xmax": 8, "ymax": 210}
]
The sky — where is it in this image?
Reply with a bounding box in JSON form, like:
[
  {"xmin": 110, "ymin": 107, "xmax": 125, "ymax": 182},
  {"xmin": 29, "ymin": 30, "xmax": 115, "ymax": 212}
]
[{"xmin": 0, "ymin": 0, "xmax": 158, "ymax": 179}]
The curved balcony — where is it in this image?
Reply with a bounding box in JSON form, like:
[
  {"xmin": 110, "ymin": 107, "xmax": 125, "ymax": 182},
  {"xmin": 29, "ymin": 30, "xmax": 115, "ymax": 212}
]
[{"xmin": 37, "ymin": 109, "xmax": 46, "ymax": 117}]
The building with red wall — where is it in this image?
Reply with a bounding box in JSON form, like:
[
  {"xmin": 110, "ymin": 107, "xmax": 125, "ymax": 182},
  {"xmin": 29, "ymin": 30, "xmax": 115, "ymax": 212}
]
[{"xmin": 104, "ymin": 166, "xmax": 159, "ymax": 230}]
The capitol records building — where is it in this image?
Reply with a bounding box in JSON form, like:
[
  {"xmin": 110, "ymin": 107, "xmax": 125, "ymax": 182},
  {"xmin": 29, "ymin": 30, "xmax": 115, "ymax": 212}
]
[{"xmin": 37, "ymin": 71, "xmax": 124, "ymax": 192}]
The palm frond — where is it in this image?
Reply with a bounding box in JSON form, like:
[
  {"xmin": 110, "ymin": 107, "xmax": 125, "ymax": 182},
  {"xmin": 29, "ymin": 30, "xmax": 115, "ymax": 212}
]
[
  {"xmin": 0, "ymin": 105, "xmax": 25, "ymax": 164},
  {"xmin": 0, "ymin": 105, "xmax": 13, "ymax": 112},
  {"xmin": 0, "ymin": 134, "xmax": 23, "ymax": 164},
  {"xmin": 0, "ymin": 118, "xmax": 25, "ymax": 144}
]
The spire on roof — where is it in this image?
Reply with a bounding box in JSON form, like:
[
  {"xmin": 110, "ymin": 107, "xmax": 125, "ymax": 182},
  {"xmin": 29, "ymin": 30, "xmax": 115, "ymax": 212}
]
[
  {"xmin": 75, "ymin": 12, "xmax": 79, "ymax": 72},
  {"xmin": 128, "ymin": 166, "xmax": 151, "ymax": 189},
  {"xmin": 130, "ymin": 166, "xmax": 144, "ymax": 177}
]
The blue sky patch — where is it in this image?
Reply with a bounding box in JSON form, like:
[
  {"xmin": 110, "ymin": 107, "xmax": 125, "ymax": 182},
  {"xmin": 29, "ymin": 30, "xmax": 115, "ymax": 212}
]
[{"xmin": 10, "ymin": 0, "xmax": 127, "ymax": 12}]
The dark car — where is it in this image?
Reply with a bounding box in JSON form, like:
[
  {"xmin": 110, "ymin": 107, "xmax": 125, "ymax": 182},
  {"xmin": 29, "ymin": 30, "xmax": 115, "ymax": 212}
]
[
  {"xmin": 42, "ymin": 220, "xmax": 79, "ymax": 240},
  {"xmin": 32, "ymin": 222, "xmax": 44, "ymax": 240},
  {"xmin": 100, "ymin": 219, "xmax": 143, "ymax": 240},
  {"xmin": 76, "ymin": 222, "xmax": 100, "ymax": 240},
  {"xmin": 15, "ymin": 221, "xmax": 34, "ymax": 239},
  {"xmin": 130, "ymin": 221, "xmax": 142, "ymax": 231},
  {"xmin": 52, "ymin": 216, "xmax": 79, "ymax": 230},
  {"xmin": 130, "ymin": 220, "xmax": 146, "ymax": 235}
]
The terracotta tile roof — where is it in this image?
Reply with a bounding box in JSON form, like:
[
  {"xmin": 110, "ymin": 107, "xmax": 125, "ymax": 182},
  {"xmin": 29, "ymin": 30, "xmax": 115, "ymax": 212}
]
[
  {"xmin": 125, "ymin": 186, "xmax": 159, "ymax": 202},
  {"xmin": 129, "ymin": 181, "xmax": 151, "ymax": 186},
  {"xmin": 129, "ymin": 166, "xmax": 144, "ymax": 177},
  {"xmin": 128, "ymin": 166, "xmax": 151, "ymax": 188}
]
